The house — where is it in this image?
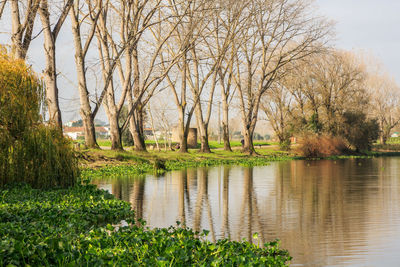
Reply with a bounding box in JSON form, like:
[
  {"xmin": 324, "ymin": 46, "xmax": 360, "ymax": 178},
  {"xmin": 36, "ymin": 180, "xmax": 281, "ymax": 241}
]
[
  {"xmin": 63, "ymin": 127, "xmax": 84, "ymax": 140},
  {"xmin": 144, "ymin": 128, "xmax": 154, "ymax": 137},
  {"xmin": 391, "ymin": 132, "xmax": 399, "ymax": 138},
  {"xmin": 63, "ymin": 126, "xmax": 110, "ymax": 140}
]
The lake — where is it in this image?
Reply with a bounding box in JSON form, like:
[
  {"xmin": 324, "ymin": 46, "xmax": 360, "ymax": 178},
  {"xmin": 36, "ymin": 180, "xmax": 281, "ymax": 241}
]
[{"xmin": 93, "ymin": 157, "xmax": 400, "ymax": 266}]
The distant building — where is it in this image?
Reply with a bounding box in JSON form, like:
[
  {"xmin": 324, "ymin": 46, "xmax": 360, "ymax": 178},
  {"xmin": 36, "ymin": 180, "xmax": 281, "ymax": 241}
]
[
  {"xmin": 391, "ymin": 132, "xmax": 399, "ymax": 138},
  {"xmin": 63, "ymin": 126, "xmax": 110, "ymax": 140},
  {"xmin": 144, "ymin": 128, "xmax": 154, "ymax": 137}
]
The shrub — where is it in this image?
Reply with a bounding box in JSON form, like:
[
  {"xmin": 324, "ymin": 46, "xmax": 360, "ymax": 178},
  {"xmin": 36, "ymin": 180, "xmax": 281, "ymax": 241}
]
[
  {"xmin": 279, "ymin": 139, "xmax": 291, "ymax": 151},
  {"xmin": 298, "ymin": 134, "xmax": 348, "ymax": 158},
  {"xmin": 339, "ymin": 111, "xmax": 380, "ymax": 152},
  {"xmin": 0, "ymin": 48, "xmax": 79, "ymax": 188}
]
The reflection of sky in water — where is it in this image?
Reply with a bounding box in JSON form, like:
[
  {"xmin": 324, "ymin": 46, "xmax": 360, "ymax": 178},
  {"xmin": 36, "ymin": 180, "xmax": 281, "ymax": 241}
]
[{"xmin": 93, "ymin": 158, "xmax": 400, "ymax": 267}]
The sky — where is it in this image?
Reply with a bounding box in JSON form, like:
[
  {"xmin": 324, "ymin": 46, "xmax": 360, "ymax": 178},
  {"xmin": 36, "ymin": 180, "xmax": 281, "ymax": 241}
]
[
  {"xmin": 316, "ymin": 0, "xmax": 400, "ymax": 83},
  {"xmin": 1, "ymin": 1, "xmax": 400, "ymax": 123}
]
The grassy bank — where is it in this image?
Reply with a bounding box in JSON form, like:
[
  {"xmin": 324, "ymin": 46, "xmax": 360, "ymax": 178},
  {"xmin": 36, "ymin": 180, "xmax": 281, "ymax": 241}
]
[
  {"xmin": 0, "ymin": 184, "xmax": 291, "ymax": 266},
  {"xmin": 79, "ymin": 148, "xmax": 297, "ymax": 179},
  {"xmin": 95, "ymin": 139, "xmax": 275, "ymax": 149},
  {"xmin": 79, "ymin": 143, "xmax": 400, "ymax": 179}
]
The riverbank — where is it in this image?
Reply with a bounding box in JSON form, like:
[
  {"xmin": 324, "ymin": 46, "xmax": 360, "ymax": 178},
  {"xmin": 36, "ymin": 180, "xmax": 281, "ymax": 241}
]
[
  {"xmin": 0, "ymin": 184, "xmax": 291, "ymax": 266},
  {"xmin": 79, "ymin": 147, "xmax": 299, "ymax": 179},
  {"xmin": 79, "ymin": 145, "xmax": 400, "ymax": 179}
]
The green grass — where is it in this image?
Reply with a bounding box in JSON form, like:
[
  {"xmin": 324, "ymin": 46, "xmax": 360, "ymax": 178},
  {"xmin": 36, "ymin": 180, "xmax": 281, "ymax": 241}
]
[
  {"xmin": 97, "ymin": 139, "xmax": 112, "ymax": 147},
  {"xmin": 0, "ymin": 184, "xmax": 291, "ymax": 266},
  {"xmin": 97, "ymin": 139, "xmax": 276, "ymax": 149},
  {"xmin": 79, "ymin": 142, "xmax": 400, "ymax": 179},
  {"xmin": 386, "ymin": 137, "xmax": 400, "ymax": 144},
  {"xmin": 80, "ymin": 148, "xmax": 296, "ymax": 179}
]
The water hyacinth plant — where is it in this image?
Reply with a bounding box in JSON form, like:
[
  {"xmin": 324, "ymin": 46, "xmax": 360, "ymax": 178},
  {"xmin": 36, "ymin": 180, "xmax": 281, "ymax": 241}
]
[{"xmin": 0, "ymin": 184, "xmax": 291, "ymax": 266}]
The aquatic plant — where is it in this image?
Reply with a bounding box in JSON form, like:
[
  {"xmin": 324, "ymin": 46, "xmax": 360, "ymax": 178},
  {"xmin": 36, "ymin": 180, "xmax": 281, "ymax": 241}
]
[
  {"xmin": 0, "ymin": 184, "xmax": 291, "ymax": 266},
  {"xmin": 80, "ymin": 152, "xmax": 295, "ymax": 179}
]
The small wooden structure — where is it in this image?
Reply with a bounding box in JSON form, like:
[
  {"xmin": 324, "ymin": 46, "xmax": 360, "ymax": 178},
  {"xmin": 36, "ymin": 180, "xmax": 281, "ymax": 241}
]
[{"xmin": 172, "ymin": 127, "xmax": 198, "ymax": 148}]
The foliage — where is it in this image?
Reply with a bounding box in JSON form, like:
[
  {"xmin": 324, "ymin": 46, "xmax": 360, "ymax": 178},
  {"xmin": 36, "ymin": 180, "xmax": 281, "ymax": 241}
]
[
  {"xmin": 0, "ymin": 48, "xmax": 79, "ymax": 188},
  {"xmin": 279, "ymin": 139, "xmax": 292, "ymax": 151},
  {"xmin": 80, "ymin": 149, "xmax": 294, "ymax": 179},
  {"xmin": 373, "ymin": 143, "xmax": 400, "ymax": 152},
  {"xmin": 298, "ymin": 134, "xmax": 348, "ymax": 158},
  {"xmin": 339, "ymin": 111, "xmax": 380, "ymax": 152},
  {"xmin": 0, "ymin": 184, "xmax": 291, "ymax": 266},
  {"xmin": 72, "ymin": 120, "xmax": 84, "ymax": 127},
  {"xmin": 2, "ymin": 125, "xmax": 79, "ymax": 188},
  {"xmin": 308, "ymin": 113, "xmax": 323, "ymax": 134},
  {"xmin": 387, "ymin": 137, "xmax": 400, "ymax": 144},
  {"xmin": 0, "ymin": 48, "xmax": 42, "ymax": 136},
  {"xmin": 253, "ymin": 132, "xmax": 265, "ymax": 140}
]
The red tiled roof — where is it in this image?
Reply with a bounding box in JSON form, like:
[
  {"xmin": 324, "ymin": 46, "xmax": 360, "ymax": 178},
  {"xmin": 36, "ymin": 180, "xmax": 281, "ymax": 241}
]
[
  {"xmin": 64, "ymin": 127, "xmax": 109, "ymax": 133},
  {"xmin": 63, "ymin": 127, "xmax": 84, "ymax": 133}
]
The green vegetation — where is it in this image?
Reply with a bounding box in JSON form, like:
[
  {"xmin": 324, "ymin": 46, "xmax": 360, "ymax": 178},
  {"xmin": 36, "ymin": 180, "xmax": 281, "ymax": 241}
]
[
  {"xmin": 80, "ymin": 140, "xmax": 400, "ymax": 178},
  {"xmin": 0, "ymin": 49, "xmax": 79, "ymax": 188},
  {"xmin": 80, "ymin": 148, "xmax": 295, "ymax": 178},
  {"xmin": 96, "ymin": 139, "xmax": 274, "ymax": 149},
  {"xmin": 0, "ymin": 184, "xmax": 291, "ymax": 266}
]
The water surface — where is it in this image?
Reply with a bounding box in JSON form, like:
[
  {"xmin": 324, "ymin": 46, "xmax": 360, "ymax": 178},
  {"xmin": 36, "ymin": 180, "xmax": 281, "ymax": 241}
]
[{"xmin": 93, "ymin": 157, "xmax": 400, "ymax": 266}]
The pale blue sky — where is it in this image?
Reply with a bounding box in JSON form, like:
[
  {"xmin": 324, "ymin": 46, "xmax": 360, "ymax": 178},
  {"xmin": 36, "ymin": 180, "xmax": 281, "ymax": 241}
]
[{"xmin": 317, "ymin": 0, "xmax": 400, "ymax": 82}]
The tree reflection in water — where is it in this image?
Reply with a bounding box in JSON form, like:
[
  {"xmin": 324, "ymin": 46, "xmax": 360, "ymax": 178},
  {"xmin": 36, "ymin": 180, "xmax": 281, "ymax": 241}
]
[{"xmin": 93, "ymin": 158, "xmax": 400, "ymax": 266}]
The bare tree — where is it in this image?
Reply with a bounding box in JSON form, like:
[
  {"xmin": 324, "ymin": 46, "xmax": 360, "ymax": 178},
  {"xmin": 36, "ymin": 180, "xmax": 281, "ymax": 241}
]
[
  {"xmin": 38, "ymin": 0, "xmax": 73, "ymax": 127},
  {"xmin": 92, "ymin": 0, "xmax": 182, "ymax": 151},
  {"xmin": 211, "ymin": 0, "xmax": 250, "ymax": 151},
  {"xmin": 162, "ymin": 0, "xmax": 213, "ymax": 153},
  {"xmin": 368, "ymin": 73, "xmax": 400, "ymax": 144},
  {"xmin": 150, "ymin": 96, "xmax": 176, "ymax": 151},
  {"xmin": 318, "ymin": 52, "xmax": 367, "ymax": 134},
  {"xmin": 69, "ymin": 0, "xmax": 102, "ymax": 148},
  {"xmin": 8, "ymin": 0, "xmax": 41, "ymax": 59},
  {"xmin": 279, "ymin": 50, "xmax": 370, "ymax": 140},
  {"xmin": 261, "ymin": 80, "xmax": 295, "ymax": 149},
  {"xmin": 147, "ymin": 104, "xmax": 160, "ymax": 151},
  {"xmin": 232, "ymin": 0, "xmax": 330, "ymax": 154},
  {"xmin": 188, "ymin": 0, "xmax": 249, "ymax": 153},
  {"xmin": 121, "ymin": 0, "xmax": 183, "ymax": 152},
  {"xmin": 94, "ymin": 0, "xmax": 127, "ymax": 150}
]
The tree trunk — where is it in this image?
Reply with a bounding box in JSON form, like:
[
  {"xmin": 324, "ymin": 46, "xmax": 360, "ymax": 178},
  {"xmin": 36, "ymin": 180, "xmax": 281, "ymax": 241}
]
[
  {"xmin": 381, "ymin": 125, "xmax": 390, "ymax": 145},
  {"xmin": 106, "ymin": 111, "xmax": 122, "ymax": 150},
  {"xmin": 195, "ymin": 106, "xmax": 211, "ymax": 153},
  {"xmin": 221, "ymin": 96, "xmax": 232, "ymax": 151},
  {"xmin": 242, "ymin": 126, "xmax": 255, "ymax": 154},
  {"xmin": 70, "ymin": 9, "xmax": 98, "ymax": 148},
  {"xmin": 178, "ymin": 108, "xmax": 188, "ymax": 153},
  {"xmin": 199, "ymin": 126, "xmax": 211, "ymax": 153},
  {"xmin": 129, "ymin": 108, "xmax": 147, "ymax": 152},
  {"xmin": 380, "ymin": 135, "xmax": 387, "ymax": 145},
  {"xmin": 10, "ymin": 0, "xmax": 40, "ymax": 60},
  {"xmin": 42, "ymin": 37, "xmax": 62, "ymax": 127},
  {"xmin": 82, "ymin": 114, "xmax": 98, "ymax": 148},
  {"xmin": 39, "ymin": 1, "xmax": 62, "ymax": 127},
  {"xmin": 129, "ymin": 47, "xmax": 147, "ymax": 152}
]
